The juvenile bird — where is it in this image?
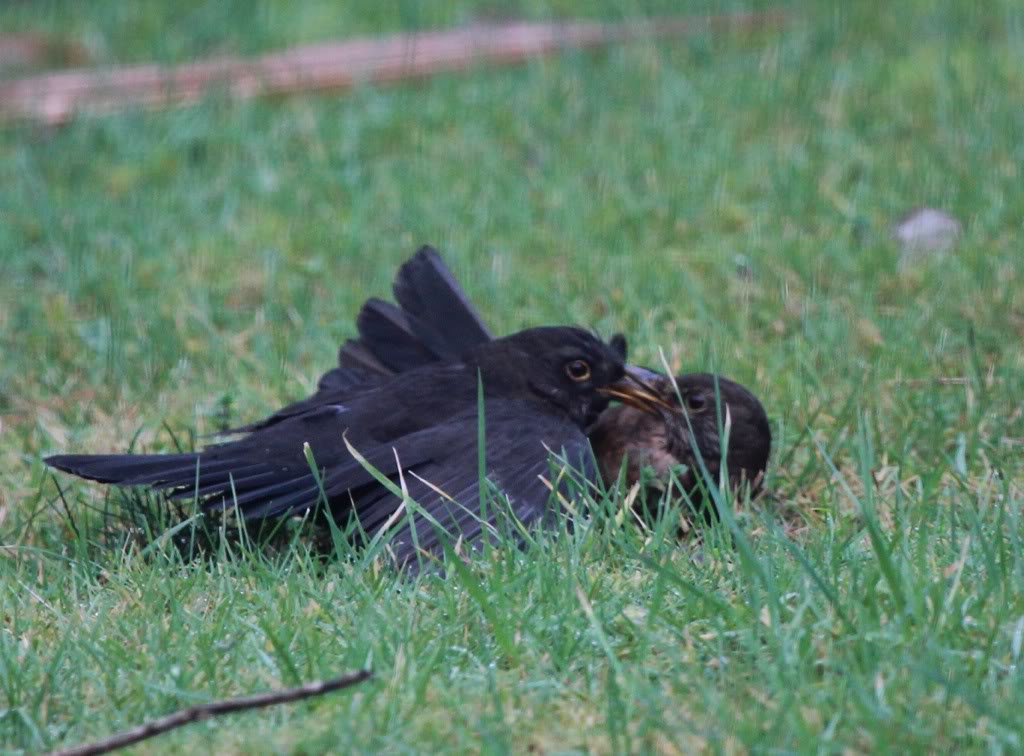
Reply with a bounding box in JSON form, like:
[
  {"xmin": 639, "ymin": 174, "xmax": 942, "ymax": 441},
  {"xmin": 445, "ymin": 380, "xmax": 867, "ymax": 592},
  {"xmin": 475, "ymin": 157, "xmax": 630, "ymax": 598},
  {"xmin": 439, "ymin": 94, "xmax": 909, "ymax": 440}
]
[{"xmin": 588, "ymin": 372, "xmax": 771, "ymax": 521}]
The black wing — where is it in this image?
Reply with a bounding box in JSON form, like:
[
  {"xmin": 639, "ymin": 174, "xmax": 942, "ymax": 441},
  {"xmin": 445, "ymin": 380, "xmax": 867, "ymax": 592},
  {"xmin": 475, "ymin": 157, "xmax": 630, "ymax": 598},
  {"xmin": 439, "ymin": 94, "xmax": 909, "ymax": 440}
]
[
  {"xmin": 350, "ymin": 403, "xmax": 596, "ymax": 566},
  {"xmin": 47, "ymin": 402, "xmax": 429, "ymax": 518},
  {"xmin": 225, "ymin": 246, "xmax": 626, "ymax": 436},
  {"xmin": 334, "ymin": 246, "xmax": 629, "ymax": 383},
  {"xmin": 47, "ymin": 399, "xmax": 595, "ymax": 568},
  {"xmin": 231, "ymin": 246, "xmax": 494, "ymax": 435},
  {"xmin": 338, "ymin": 245, "xmax": 493, "ymax": 374}
]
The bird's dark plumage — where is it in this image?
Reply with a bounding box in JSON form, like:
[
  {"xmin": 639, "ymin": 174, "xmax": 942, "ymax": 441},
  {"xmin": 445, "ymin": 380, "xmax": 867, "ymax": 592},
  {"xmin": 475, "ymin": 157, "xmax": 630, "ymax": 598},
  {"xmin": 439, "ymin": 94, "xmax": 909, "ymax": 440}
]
[
  {"xmin": 299, "ymin": 246, "xmax": 772, "ymax": 517},
  {"xmin": 228, "ymin": 247, "xmax": 491, "ymax": 435},
  {"xmin": 47, "ymin": 325, "xmax": 657, "ymax": 567}
]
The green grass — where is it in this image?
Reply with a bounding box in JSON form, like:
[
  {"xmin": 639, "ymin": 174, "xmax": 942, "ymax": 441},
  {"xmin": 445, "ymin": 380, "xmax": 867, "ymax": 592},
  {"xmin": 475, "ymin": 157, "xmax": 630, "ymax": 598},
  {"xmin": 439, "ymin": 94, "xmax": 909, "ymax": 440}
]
[{"xmin": 2, "ymin": 0, "xmax": 1024, "ymax": 752}]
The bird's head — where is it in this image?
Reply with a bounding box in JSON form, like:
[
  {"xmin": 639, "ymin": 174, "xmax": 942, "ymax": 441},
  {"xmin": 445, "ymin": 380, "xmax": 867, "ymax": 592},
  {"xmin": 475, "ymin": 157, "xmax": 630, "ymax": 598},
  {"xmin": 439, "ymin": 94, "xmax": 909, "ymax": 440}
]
[
  {"xmin": 470, "ymin": 326, "xmax": 670, "ymax": 427},
  {"xmin": 658, "ymin": 373, "xmax": 772, "ymax": 492},
  {"xmin": 591, "ymin": 369, "xmax": 771, "ymax": 508}
]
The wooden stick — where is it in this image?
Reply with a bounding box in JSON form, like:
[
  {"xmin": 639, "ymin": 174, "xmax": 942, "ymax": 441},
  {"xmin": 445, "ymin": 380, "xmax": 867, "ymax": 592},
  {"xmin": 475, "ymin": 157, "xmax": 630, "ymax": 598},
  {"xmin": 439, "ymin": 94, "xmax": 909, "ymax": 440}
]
[
  {"xmin": 48, "ymin": 670, "xmax": 372, "ymax": 756},
  {"xmin": 0, "ymin": 12, "xmax": 787, "ymax": 125}
]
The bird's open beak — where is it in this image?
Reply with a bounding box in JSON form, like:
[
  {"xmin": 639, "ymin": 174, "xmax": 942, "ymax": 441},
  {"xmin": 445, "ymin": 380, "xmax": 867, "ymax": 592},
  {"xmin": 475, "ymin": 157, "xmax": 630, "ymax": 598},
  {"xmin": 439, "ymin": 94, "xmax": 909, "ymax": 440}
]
[{"xmin": 599, "ymin": 365, "xmax": 674, "ymax": 414}]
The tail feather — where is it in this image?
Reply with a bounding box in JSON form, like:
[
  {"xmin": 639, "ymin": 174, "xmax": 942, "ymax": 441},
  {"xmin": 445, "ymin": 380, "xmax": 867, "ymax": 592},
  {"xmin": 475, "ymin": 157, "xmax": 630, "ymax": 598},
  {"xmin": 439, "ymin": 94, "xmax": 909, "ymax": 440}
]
[
  {"xmin": 46, "ymin": 453, "xmax": 271, "ymax": 491},
  {"xmin": 391, "ymin": 246, "xmax": 493, "ymax": 357},
  {"xmin": 45, "ymin": 427, "xmax": 432, "ymax": 522},
  {"xmin": 47, "ymin": 451, "xmax": 326, "ymax": 520},
  {"xmin": 333, "ymin": 342, "xmax": 391, "ymax": 375},
  {"xmin": 338, "ymin": 246, "xmax": 494, "ymax": 375},
  {"xmin": 346, "ymin": 298, "xmax": 440, "ymax": 373},
  {"xmin": 46, "ymin": 453, "xmax": 201, "ymax": 486},
  {"xmin": 316, "ymin": 364, "xmax": 383, "ymax": 392},
  {"xmin": 124, "ymin": 461, "xmax": 269, "ymax": 489}
]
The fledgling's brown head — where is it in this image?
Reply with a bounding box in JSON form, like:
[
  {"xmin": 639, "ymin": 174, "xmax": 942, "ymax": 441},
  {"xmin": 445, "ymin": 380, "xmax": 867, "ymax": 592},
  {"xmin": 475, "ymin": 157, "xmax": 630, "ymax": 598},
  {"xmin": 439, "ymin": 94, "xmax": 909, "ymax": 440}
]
[{"xmin": 589, "ymin": 372, "xmax": 771, "ymax": 518}]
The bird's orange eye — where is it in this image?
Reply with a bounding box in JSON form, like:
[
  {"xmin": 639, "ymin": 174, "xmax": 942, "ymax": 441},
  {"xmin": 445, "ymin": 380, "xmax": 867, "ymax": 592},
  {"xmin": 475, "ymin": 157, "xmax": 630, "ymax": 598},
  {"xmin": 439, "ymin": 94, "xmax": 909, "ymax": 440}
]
[{"xmin": 565, "ymin": 360, "xmax": 592, "ymax": 382}]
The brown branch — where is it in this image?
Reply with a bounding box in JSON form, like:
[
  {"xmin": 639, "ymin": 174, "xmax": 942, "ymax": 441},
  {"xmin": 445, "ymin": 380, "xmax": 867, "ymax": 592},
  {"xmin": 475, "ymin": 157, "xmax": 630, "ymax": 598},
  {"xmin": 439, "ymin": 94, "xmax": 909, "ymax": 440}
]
[
  {"xmin": 0, "ymin": 11, "xmax": 787, "ymax": 125},
  {"xmin": 48, "ymin": 670, "xmax": 372, "ymax": 756}
]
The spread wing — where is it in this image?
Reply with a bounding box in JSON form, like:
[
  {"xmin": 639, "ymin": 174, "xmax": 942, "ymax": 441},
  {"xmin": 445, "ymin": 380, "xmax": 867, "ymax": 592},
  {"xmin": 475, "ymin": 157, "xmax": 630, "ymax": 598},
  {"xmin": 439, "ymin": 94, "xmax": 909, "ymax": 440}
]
[
  {"xmin": 47, "ymin": 402, "xmax": 428, "ymax": 518},
  {"xmin": 47, "ymin": 398, "xmax": 595, "ymax": 569}
]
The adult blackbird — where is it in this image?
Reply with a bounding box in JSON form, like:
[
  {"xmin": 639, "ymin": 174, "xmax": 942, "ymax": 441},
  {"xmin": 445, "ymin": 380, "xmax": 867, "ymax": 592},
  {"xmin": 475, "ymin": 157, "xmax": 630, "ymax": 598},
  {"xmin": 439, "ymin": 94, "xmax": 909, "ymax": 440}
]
[
  {"xmin": 46, "ymin": 327, "xmax": 666, "ymax": 567},
  {"xmin": 270, "ymin": 247, "xmax": 772, "ymax": 519}
]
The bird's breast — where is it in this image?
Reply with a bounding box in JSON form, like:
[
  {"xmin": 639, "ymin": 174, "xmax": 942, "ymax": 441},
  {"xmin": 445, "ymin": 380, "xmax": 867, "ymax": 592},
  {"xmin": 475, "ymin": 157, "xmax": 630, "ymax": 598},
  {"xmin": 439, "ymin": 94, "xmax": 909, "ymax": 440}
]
[{"xmin": 591, "ymin": 407, "xmax": 679, "ymax": 487}]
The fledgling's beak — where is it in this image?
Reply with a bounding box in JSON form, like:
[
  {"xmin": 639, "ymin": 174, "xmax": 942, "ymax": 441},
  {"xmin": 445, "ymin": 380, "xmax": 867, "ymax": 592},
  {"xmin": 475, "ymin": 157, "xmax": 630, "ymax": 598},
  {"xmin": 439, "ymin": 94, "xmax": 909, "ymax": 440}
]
[{"xmin": 599, "ymin": 365, "xmax": 675, "ymax": 414}]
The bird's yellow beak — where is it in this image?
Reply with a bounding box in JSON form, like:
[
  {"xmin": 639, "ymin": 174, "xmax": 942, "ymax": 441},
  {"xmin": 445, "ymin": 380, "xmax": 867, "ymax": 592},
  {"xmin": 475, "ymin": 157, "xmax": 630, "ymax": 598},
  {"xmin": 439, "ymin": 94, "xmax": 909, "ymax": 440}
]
[{"xmin": 599, "ymin": 366, "xmax": 674, "ymax": 414}]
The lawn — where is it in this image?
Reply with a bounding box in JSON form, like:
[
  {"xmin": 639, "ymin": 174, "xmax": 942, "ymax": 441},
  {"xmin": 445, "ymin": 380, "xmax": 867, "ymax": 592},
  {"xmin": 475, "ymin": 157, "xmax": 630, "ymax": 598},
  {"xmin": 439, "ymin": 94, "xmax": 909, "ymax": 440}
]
[{"xmin": 2, "ymin": 0, "xmax": 1023, "ymax": 752}]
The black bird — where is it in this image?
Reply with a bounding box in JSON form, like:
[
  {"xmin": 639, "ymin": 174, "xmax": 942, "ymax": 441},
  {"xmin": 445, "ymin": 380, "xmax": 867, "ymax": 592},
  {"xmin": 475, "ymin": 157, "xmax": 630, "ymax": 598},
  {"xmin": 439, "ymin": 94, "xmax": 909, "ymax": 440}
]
[
  {"xmin": 46, "ymin": 327, "xmax": 666, "ymax": 567},
  {"xmin": 278, "ymin": 247, "xmax": 772, "ymax": 520}
]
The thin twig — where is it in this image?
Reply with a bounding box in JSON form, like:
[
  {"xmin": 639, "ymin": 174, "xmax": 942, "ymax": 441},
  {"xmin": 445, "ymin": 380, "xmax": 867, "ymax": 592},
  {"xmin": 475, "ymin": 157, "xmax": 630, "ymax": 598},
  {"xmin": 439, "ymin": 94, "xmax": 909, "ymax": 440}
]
[{"xmin": 48, "ymin": 670, "xmax": 372, "ymax": 756}]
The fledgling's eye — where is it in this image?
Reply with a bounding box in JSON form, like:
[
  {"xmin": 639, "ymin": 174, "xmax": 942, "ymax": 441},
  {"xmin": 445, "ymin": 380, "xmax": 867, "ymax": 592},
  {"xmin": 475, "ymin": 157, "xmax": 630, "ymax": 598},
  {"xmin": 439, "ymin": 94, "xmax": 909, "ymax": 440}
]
[
  {"xmin": 686, "ymin": 392, "xmax": 707, "ymax": 412},
  {"xmin": 565, "ymin": 360, "xmax": 592, "ymax": 382}
]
